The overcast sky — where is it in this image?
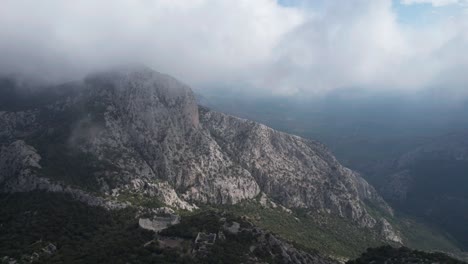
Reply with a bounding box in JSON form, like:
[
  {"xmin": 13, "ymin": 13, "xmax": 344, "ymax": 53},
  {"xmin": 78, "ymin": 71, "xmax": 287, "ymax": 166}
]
[{"xmin": 0, "ymin": 0, "xmax": 467, "ymax": 95}]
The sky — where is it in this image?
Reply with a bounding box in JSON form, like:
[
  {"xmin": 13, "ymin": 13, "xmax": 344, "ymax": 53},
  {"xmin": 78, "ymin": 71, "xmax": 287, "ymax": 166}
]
[{"xmin": 0, "ymin": 0, "xmax": 467, "ymax": 96}]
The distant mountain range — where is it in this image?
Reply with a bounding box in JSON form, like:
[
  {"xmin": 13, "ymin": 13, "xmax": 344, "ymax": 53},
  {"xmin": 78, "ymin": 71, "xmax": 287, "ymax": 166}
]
[{"xmin": 380, "ymin": 132, "xmax": 468, "ymax": 251}]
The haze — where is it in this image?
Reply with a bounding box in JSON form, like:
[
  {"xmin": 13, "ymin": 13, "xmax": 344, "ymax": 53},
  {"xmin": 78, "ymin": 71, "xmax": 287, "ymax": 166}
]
[{"xmin": 1, "ymin": 0, "xmax": 467, "ymax": 96}]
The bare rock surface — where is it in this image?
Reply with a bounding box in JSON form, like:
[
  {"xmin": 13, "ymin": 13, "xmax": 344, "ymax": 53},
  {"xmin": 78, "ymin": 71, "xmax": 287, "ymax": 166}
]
[
  {"xmin": 138, "ymin": 215, "xmax": 180, "ymax": 232},
  {"xmin": 0, "ymin": 66, "xmax": 398, "ymax": 241}
]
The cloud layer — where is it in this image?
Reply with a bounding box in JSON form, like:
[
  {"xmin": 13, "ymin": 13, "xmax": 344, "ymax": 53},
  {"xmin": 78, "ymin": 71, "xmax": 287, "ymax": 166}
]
[
  {"xmin": 0, "ymin": 0, "xmax": 467, "ymax": 95},
  {"xmin": 401, "ymin": 0, "xmax": 465, "ymax": 7},
  {"xmin": 261, "ymin": 1, "xmax": 468, "ymax": 95}
]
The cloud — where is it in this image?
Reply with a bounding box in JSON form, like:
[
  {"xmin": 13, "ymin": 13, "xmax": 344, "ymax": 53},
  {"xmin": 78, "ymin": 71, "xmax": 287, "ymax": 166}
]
[
  {"xmin": 0, "ymin": 0, "xmax": 467, "ymax": 96},
  {"xmin": 0, "ymin": 0, "xmax": 303, "ymax": 83},
  {"xmin": 258, "ymin": 0, "xmax": 468, "ymax": 95},
  {"xmin": 401, "ymin": 0, "xmax": 465, "ymax": 7}
]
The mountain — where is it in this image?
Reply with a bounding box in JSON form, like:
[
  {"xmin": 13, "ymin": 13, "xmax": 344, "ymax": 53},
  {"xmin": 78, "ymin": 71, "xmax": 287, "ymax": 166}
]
[
  {"xmin": 0, "ymin": 66, "xmax": 395, "ymax": 228},
  {"xmin": 197, "ymin": 88, "xmax": 468, "ymax": 187},
  {"xmin": 380, "ymin": 132, "xmax": 468, "ymax": 250},
  {"xmin": 197, "ymin": 88, "xmax": 468, "ymax": 257},
  {"xmin": 0, "ymin": 66, "xmax": 443, "ymax": 262}
]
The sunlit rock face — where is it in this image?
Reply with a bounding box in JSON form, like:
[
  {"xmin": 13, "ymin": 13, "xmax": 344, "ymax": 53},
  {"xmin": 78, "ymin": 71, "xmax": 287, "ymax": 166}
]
[
  {"xmin": 0, "ymin": 66, "xmax": 398, "ymax": 240},
  {"xmin": 80, "ymin": 67, "xmax": 261, "ymax": 204},
  {"xmin": 200, "ymin": 107, "xmax": 392, "ymax": 228}
]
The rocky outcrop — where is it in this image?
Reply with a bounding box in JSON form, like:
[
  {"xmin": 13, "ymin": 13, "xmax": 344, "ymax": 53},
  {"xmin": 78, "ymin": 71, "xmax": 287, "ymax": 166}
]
[
  {"xmin": 138, "ymin": 214, "xmax": 180, "ymax": 232},
  {"xmin": 0, "ymin": 66, "xmax": 397, "ymax": 238},
  {"xmin": 0, "ymin": 140, "xmax": 128, "ymax": 210},
  {"xmin": 200, "ymin": 108, "xmax": 391, "ymax": 227},
  {"xmin": 128, "ymin": 179, "xmax": 197, "ymax": 210},
  {"xmin": 79, "ymin": 67, "xmax": 261, "ymax": 205},
  {"xmin": 379, "ymin": 218, "xmax": 402, "ymax": 244},
  {"xmin": 0, "ymin": 140, "xmax": 41, "ymax": 191}
]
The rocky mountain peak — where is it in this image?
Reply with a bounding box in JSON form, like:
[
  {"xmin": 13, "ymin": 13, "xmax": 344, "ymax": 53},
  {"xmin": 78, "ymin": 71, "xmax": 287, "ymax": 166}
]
[
  {"xmin": 84, "ymin": 66, "xmax": 199, "ymax": 128},
  {"xmin": 0, "ymin": 66, "xmax": 400, "ymax": 243}
]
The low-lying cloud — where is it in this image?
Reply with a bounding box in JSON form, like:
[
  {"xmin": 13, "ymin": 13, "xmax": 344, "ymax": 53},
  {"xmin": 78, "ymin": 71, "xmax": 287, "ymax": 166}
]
[{"xmin": 0, "ymin": 0, "xmax": 467, "ymax": 96}]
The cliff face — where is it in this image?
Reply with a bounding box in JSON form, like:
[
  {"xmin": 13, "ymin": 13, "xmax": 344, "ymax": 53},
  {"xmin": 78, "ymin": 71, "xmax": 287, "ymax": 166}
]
[
  {"xmin": 80, "ymin": 67, "xmax": 261, "ymax": 205},
  {"xmin": 0, "ymin": 67, "xmax": 397, "ymax": 239},
  {"xmin": 200, "ymin": 108, "xmax": 392, "ymax": 227}
]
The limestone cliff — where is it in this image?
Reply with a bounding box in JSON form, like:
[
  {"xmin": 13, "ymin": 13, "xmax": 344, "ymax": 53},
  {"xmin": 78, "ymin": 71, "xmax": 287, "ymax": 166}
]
[{"xmin": 0, "ymin": 66, "xmax": 398, "ymax": 241}]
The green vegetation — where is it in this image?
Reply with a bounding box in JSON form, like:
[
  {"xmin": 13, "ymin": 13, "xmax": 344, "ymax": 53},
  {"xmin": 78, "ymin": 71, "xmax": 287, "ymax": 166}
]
[
  {"xmin": 0, "ymin": 193, "xmax": 289, "ymax": 264},
  {"xmin": 400, "ymin": 160, "xmax": 468, "ymax": 250},
  {"xmin": 160, "ymin": 211, "xmax": 224, "ymax": 239},
  {"xmin": 364, "ymin": 199, "xmax": 462, "ymax": 254},
  {"xmin": 396, "ymin": 215, "xmax": 462, "ymax": 253},
  {"xmin": 203, "ymin": 91, "xmax": 468, "ymax": 255},
  {"xmin": 37, "ymin": 146, "xmax": 103, "ymax": 192},
  {"xmin": 1, "ymin": 191, "xmax": 465, "ymax": 263},
  {"xmin": 223, "ymin": 201, "xmax": 383, "ymax": 259},
  {"xmin": 161, "ymin": 211, "xmax": 261, "ymax": 264},
  {"xmin": 347, "ymin": 245, "xmax": 466, "ymax": 264},
  {"xmin": 27, "ymin": 101, "xmax": 119, "ymax": 192},
  {"xmin": 219, "ymin": 200, "xmax": 465, "ymax": 260},
  {"xmin": 115, "ymin": 191, "xmax": 164, "ymax": 208},
  {"xmin": 0, "ymin": 79, "xmax": 77, "ymax": 112},
  {"xmin": 0, "ymin": 192, "xmax": 192, "ymax": 264}
]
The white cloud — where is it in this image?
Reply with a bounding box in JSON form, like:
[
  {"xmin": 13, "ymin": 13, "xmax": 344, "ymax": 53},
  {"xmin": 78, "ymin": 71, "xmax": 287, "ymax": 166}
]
[
  {"xmin": 401, "ymin": 0, "xmax": 462, "ymax": 6},
  {"xmin": 0, "ymin": 0, "xmax": 304, "ymax": 84},
  {"xmin": 0, "ymin": 0, "xmax": 467, "ymax": 96},
  {"xmin": 258, "ymin": 0, "xmax": 468, "ymax": 95}
]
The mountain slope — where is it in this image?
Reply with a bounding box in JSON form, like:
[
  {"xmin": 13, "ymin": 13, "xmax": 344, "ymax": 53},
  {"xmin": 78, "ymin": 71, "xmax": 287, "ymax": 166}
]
[
  {"xmin": 381, "ymin": 132, "xmax": 468, "ymax": 250},
  {"xmin": 0, "ymin": 67, "xmax": 395, "ymax": 230},
  {"xmin": 1, "ymin": 191, "xmax": 340, "ymax": 264},
  {"xmin": 200, "ymin": 106, "xmax": 392, "ymax": 228},
  {"xmin": 0, "ymin": 66, "xmax": 407, "ymax": 263}
]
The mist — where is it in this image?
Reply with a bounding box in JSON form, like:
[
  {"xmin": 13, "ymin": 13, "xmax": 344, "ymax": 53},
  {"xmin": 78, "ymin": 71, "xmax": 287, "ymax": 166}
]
[{"xmin": 1, "ymin": 0, "xmax": 467, "ymax": 96}]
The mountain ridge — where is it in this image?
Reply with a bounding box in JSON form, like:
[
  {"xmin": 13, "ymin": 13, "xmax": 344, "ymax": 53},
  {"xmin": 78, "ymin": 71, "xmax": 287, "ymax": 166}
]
[{"xmin": 0, "ymin": 67, "xmax": 400, "ymax": 244}]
